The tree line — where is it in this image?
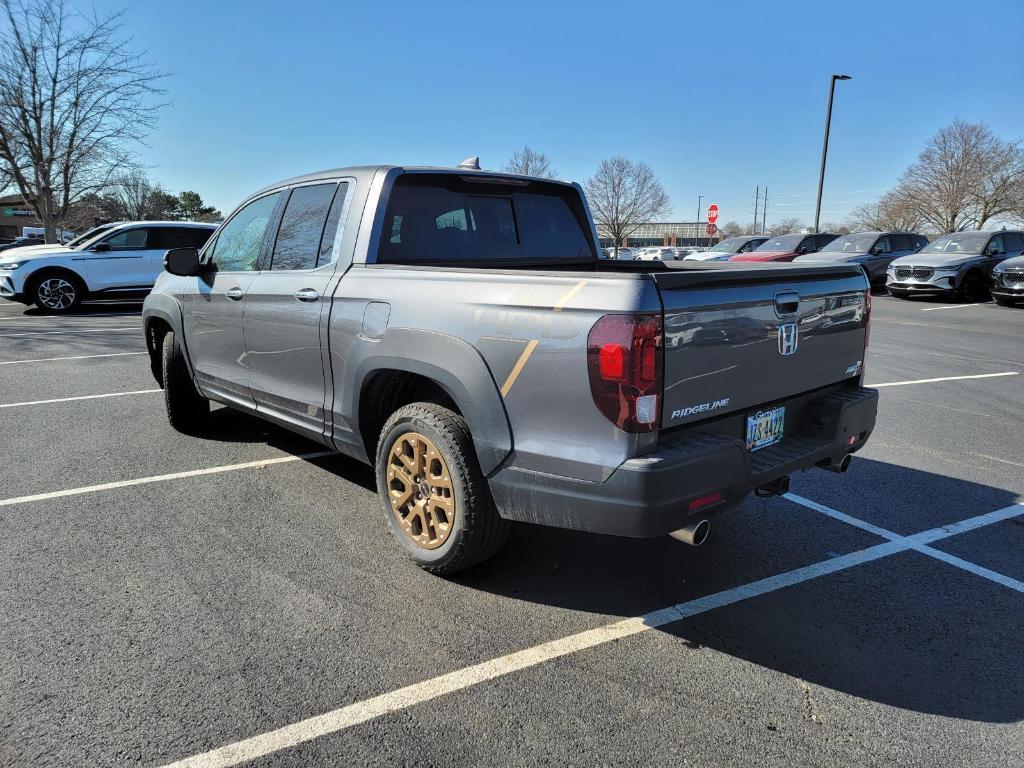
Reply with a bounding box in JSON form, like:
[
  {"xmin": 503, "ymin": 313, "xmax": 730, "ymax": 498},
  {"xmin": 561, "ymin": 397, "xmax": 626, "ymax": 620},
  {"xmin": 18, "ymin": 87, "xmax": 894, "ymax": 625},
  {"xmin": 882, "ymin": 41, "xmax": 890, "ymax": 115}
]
[{"xmin": 0, "ymin": 0, "xmax": 219, "ymax": 241}]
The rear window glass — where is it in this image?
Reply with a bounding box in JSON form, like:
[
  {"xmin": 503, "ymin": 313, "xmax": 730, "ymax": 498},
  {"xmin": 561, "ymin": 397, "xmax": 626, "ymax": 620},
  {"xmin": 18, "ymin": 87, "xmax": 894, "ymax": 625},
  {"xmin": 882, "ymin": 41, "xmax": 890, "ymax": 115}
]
[
  {"xmin": 272, "ymin": 183, "xmax": 337, "ymax": 271},
  {"xmin": 378, "ymin": 175, "xmax": 594, "ymax": 265}
]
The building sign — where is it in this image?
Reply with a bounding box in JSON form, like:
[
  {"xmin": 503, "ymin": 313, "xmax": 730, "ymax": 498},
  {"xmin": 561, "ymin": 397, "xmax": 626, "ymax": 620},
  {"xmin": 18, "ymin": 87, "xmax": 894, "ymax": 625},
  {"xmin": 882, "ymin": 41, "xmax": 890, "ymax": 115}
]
[{"xmin": 2, "ymin": 207, "xmax": 35, "ymax": 217}]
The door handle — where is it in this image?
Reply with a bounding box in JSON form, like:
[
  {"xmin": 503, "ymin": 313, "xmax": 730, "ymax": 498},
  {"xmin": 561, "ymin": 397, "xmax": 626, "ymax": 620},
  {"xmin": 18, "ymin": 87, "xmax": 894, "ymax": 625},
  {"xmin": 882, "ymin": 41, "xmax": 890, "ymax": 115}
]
[
  {"xmin": 225, "ymin": 287, "xmax": 244, "ymax": 301},
  {"xmin": 294, "ymin": 288, "xmax": 321, "ymax": 302}
]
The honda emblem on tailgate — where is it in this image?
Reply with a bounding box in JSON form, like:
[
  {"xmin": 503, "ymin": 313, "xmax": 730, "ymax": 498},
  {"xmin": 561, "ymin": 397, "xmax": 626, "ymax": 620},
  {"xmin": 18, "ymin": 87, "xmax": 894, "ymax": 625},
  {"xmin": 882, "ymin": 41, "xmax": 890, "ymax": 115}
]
[{"xmin": 777, "ymin": 323, "xmax": 798, "ymax": 356}]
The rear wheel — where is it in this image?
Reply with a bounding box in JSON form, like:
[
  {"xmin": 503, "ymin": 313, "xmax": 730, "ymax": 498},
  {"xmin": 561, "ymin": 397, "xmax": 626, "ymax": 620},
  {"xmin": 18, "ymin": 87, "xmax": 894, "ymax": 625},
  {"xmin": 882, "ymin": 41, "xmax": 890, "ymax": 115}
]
[
  {"xmin": 375, "ymin": 402, "xmax": 509, "ymax": 575},
  {"xmin": 30, "ymin": 272, "xmax": 83, "ymax": 314},
  {"xmin": 161, "ymin": 330, "xmax": 209, "ymax": 433}
]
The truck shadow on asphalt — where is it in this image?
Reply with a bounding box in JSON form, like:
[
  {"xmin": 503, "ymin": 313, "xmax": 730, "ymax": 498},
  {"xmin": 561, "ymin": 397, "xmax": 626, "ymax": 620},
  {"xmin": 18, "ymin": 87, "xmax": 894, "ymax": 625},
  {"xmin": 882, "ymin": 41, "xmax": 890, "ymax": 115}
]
[{"xmin": 456, "ymin": 457, "xmax": 1023, "ymax": 723}]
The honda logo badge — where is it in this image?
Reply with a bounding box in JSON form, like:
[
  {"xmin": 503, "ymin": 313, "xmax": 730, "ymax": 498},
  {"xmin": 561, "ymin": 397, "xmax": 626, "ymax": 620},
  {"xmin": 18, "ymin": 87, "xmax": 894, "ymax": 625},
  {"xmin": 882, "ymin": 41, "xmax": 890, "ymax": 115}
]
[{"xmin": 778, "ymin": 323, "xmax": 798, "ymax": 356}]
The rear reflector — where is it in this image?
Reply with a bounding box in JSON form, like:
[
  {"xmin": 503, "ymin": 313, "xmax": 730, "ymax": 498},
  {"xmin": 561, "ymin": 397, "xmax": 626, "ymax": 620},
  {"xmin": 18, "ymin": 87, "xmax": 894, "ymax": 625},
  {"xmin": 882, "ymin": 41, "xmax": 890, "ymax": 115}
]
[{"xmin": 688, "ymin": 492, "xmax": 723, "ymax": 512}]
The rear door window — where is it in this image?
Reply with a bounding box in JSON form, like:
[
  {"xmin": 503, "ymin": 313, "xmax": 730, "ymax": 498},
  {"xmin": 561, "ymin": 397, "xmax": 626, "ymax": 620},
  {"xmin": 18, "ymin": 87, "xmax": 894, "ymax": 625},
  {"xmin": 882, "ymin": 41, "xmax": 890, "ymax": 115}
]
[
  {"xmin": 318, "ymin": 182, "xmax": 351, "ymax": 266},
  {"xmin": 271, "ymin": 183, "xmax": 337, "ymax": 271},
  {"xmin": 103, "ymin": 228, "xmax": 149, "ymax": 250},
  {"xmin": 889, "ymin": 234, "xmax": 911, "ymax": 251},
  {"xmin": 153, "ymin": 227, "xmax": 214, "ymax": 250},
  {"xmin": 1003, "ymin": 233, "xmax": 1024, "ymax": 252},
  {"xmin": 378, "ymin": 175, "xmax": 594, "ymax": 265}
]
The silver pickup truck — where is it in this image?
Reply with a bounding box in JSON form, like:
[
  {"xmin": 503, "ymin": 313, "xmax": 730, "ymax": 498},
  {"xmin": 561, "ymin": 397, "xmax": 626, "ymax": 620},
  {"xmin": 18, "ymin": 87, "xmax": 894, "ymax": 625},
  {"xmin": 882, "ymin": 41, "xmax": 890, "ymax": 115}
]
[{"xmin": 142, "ymin": 164, "xmax": 877, "ymax": 574}]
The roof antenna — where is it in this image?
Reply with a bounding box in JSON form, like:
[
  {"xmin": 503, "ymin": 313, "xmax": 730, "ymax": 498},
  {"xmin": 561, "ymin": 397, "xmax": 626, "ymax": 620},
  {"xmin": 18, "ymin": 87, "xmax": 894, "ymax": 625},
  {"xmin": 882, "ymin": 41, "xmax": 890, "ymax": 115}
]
[{"xmin": 457, "ymin": 156, "xmax": 481, "ymax": 170}]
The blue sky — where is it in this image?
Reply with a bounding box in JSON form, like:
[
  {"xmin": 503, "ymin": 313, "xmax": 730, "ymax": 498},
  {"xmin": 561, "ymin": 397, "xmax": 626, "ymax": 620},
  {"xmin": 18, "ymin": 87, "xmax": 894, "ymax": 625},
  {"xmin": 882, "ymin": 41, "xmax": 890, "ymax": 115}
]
[{"xmin": 95, "ymin": 0, "xmax": 1023, "ymax": 226}]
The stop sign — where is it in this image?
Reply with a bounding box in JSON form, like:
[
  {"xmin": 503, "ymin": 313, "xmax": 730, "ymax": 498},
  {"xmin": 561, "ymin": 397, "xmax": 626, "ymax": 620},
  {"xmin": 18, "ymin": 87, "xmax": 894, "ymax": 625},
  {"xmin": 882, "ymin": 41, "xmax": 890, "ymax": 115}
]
[
  {"xmin": 707, "ymin": 204, "xmax": 719, "ymax": 223},
  {"xmin": 705, "ymin": 223, "xmax": 717, "ymax": 236}
]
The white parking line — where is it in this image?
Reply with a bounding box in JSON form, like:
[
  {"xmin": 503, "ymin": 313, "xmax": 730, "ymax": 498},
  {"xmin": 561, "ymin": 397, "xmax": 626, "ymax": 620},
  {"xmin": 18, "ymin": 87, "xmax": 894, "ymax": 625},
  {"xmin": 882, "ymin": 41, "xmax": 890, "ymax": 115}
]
[
  {"xmin": 0, "ymin": 327, "xmax": 137, "ymax": 338},
  {"xmin": 871, "ymin": 371, "xmax": 1019, "ymax": 388},
  {"xmin": 0, "ymin": 312, "xmax": 141, "ymax": 321},
  {"xmin": 920, "ymin": 303, "xmax": 982, "ymax": 311},
  {"xmin": 785, "ymin": 493, "xmax": 1024, "ymax": 594},
  {"xmin": 0, "ymin": 389, "xmax": 161, "ymax": 409},
  {"xmin": 0, "ymin": 451, "xmax": 334, "ymax": 508},
  {"xmin": 159, "ymin": 500, "xmax": 1024, "ymax": 768},
  {"xmin": 0, "ymin": 351, "xmax": 147, "ymax": 365}
]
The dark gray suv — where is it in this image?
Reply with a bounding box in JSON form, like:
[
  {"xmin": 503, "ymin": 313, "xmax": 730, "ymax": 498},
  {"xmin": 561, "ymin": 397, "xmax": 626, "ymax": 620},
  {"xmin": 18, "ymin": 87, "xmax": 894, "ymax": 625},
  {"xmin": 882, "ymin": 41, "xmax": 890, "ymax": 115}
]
[
  {"xmin": 886, "ymin": 230, "xmax": 1024, "ymax": 301},
  {"xmin": 793, "ymin": 231, "xmax": 927, "ymax": 288}
]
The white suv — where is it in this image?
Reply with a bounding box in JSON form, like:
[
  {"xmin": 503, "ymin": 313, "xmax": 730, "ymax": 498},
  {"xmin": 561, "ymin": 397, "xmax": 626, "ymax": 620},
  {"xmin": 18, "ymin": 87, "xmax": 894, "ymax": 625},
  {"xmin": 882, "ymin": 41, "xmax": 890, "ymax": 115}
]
[{"xmin": 0, "ymin": 221, "xmax": 216, "ymax": 313}]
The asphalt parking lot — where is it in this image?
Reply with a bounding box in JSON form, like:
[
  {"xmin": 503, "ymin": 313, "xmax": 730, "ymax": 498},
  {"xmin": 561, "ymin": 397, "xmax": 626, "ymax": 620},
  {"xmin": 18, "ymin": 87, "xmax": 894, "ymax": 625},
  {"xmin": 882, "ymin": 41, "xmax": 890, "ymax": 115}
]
[{"xmin": 1, "ymin": 293, "xmax": 1022, "ymax": 768}]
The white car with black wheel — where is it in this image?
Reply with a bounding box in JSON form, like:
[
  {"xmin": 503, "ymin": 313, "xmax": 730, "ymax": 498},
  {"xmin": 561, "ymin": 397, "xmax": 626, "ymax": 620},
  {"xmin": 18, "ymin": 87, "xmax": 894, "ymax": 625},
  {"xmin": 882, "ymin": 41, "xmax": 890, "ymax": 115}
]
[{"xmin": 0, "ymin": 221, "xmax": 216, "ymax": 313}]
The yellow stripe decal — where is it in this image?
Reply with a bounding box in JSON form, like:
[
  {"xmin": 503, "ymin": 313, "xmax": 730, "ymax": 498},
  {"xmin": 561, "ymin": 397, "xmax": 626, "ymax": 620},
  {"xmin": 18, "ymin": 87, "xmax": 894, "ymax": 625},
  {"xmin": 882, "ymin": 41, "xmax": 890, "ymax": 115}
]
[
  {"xmin": 499, "ymin": 281, "xmax": 587, "ymax": 398},
  {"xmin": 500, "ymin": 339, "xmax": 539, "ymax": 397},
  {"xmin": 553, "ymin": 280, "xmax": 588, "ymax": 311}
]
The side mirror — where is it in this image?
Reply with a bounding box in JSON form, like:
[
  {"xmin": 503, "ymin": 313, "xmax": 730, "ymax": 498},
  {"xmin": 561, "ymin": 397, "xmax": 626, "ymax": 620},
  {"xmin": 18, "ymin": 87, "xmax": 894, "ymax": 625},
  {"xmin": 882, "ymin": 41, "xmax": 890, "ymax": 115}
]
[
  {"xmin": 92, "ymin": 242, "xmax": 111, "ymax": 252},
  {"xmin": 164, "ymin": 247, "xmax": 203, "ymax": 276}
]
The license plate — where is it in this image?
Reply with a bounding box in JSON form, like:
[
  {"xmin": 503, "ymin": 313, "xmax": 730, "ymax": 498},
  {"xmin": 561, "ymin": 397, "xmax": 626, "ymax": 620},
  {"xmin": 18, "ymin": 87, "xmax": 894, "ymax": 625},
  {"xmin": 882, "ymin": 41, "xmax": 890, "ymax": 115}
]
[{"xmin": 746, "ymin": 406, "xmax": 785, "ymax": 451}]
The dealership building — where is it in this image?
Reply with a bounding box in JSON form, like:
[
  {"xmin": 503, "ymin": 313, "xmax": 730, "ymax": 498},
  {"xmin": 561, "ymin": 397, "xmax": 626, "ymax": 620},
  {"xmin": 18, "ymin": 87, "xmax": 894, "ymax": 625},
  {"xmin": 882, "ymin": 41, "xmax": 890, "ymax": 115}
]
[
  {"xmin": 0, "ymin": 194, "xmax": 44, "ymax": 241},
  {"xmin": 596, "ymin": 221, "xmax": 721, "ymax": 249}
]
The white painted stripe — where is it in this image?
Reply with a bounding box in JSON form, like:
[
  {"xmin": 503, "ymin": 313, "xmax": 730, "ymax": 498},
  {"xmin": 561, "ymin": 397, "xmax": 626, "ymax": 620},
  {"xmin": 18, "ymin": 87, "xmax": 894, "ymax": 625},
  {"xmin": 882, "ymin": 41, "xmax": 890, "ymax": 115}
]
[
  {"xmin": 161, "ymin": 539, "xmax": 908, "ymax": 768},
  {"xmin": 871, "ymin": 371, "xmax": 1019, "ymax": 388},
  {"xmin": 914, "ymin": 545, "xmax": 1024, "ymax": 594},
  {"xmin": 784, "ymin": 493, "xmax": 1024, "ymax": 593},
  {"xmin": 0, "ymin": 326, "xmax": 137, "ymax": 338},
  {"xmin": 920, "ymin": 303, "xmax": 981, "ymax": 311},
  {"xmin": 165, "ymin": 499, "xmax": 1024, "ymax": 768},
  {"xmin": 0, "ymin": 389, "xmax": 160, "ymax": 409},
  {"xmin": 0, "ymin": 451, "xmax": 334, "ymax": 508},
  {"xmin": 0, "ymin": 351, "xmax": 146, "ymax": 365},
  {"xmin": 0, "ymin": 312, "xmax": 141, "ymax": 321}
]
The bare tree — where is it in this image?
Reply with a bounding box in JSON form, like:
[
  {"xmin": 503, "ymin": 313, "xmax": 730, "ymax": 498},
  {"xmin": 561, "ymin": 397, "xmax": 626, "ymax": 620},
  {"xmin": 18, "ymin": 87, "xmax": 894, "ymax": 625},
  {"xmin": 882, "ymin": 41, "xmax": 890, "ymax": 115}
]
[
  {"xmin": 896, "ymin": 120, "xmax": 1024, "ymax": 232},
  {"xmin": 585, "ymin": 157, "xmax": 671, "ymax": 257},
  {"xmin": 0, "ymin": 0, "xmax": 164, "ymax": 241},
  {"xmin": 503, "ymin": 146, "xmax": 557, "ymax": 179},
  {"xmin": 767, "ymin": 217, "xmax": 806, "ymax": 236},
  {"xmin": 847, "ymin": 187, "xmax": 925, "ymax": 232}
]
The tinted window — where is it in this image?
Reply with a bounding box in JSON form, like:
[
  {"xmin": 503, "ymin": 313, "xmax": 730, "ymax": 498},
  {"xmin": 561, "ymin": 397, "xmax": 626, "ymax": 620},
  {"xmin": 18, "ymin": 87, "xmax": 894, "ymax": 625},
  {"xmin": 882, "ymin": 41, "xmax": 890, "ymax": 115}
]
[
  {"xmin": 209, "ymin": 192, "xmax": 282, "ymax": 272},
  {"xmin": 755, "ymin": 234, "xmax": 804, "ymax": 252},
  {"xmin": 1003, "ymin": 233, "xmax": 1024, "ymax": 252},
  {"xmin": 874, "ymin": 236, "xmax": 891, "ymax": 253},
  {"xmin": 318, "ymin": 182, "xmax": 350, "ymax": 266},
  {"xmin": 103, "ymin": 228, "xmax": 149, "ymax": 250},
  {"xmin": 987, "ymin": 235, "xmax": 1005, "ymax": 254},
  {"xmin": 889, "ymin": 234, "xmax": 912, "ymax": 251},
  {"xmin": 153, "ymin": 227, "xmax": 214, "ymax": 250},
  {"xmin": 271, "ymin": 183, "xmax": 336, "ymax": 271},
  {"xmin": 378, "ymin": 176, "xmax": 593, "ymax": 264},
  {"xmin": 815, "ymin": 234, "xmax": 837, "ymax": 249}
]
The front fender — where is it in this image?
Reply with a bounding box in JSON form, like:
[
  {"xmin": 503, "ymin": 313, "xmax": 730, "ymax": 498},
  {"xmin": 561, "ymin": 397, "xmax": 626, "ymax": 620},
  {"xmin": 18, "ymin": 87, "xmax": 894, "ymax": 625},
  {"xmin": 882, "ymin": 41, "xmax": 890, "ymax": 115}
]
[
  {"xmin": 342, "ymin": 327, "xmax": 513, "ymax": 475},
  {"xmin": 141, "ymin": 292, "xmax": 191, "ymax": 384}
]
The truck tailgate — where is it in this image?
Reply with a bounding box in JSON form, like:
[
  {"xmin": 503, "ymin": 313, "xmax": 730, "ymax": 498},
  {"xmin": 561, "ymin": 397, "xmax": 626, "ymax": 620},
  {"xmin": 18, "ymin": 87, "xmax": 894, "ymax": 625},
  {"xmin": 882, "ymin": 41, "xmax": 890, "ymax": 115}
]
[{"xmin": 654, "ymin": 265, "xmax": 868, "ymax": 429}]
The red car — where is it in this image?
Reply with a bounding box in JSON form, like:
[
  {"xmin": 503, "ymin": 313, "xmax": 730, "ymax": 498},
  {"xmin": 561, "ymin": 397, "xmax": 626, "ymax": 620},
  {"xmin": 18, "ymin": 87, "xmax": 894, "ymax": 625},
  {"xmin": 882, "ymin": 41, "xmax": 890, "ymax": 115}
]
[{"xmin": 729, "ymin": 232, "xmax": 837, "ymax": 262}]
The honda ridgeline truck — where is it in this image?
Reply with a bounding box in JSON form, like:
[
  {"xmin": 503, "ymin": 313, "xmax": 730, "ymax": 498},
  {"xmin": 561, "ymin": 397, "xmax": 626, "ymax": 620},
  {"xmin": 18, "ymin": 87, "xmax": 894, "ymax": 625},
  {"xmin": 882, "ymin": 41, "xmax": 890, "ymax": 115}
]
[{"xmin": 142, "ymin": 163, "xmax": 878, "ymax": 574}]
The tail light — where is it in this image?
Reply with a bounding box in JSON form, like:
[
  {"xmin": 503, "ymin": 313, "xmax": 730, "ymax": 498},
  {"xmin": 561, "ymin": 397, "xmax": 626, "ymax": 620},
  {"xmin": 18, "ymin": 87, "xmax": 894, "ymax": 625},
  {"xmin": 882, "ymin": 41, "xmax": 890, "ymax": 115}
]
[{"xmin": 587, "ymin": 313, "xmax": 663, "ymax": 432}]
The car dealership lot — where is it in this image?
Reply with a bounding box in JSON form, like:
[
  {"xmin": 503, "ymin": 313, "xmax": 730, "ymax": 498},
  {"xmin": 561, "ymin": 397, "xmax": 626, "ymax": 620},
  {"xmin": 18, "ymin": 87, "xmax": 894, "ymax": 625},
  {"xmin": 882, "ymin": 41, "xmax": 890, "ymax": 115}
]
[{"xmin": 1, "ymin": 296, "xmax": 1022, "ymax": 767}]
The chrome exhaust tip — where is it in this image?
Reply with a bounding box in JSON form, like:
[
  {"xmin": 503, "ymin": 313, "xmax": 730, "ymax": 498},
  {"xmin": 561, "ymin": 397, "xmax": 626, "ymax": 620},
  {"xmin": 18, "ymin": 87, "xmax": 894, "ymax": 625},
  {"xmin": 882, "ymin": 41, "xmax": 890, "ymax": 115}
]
[
  {"xmin": 818, "ymin": 454, "xmax": 853, "ymax": 474},
  {"xmin": 670, "ymin": 519, "xmax": 710, "ymax": 547}
]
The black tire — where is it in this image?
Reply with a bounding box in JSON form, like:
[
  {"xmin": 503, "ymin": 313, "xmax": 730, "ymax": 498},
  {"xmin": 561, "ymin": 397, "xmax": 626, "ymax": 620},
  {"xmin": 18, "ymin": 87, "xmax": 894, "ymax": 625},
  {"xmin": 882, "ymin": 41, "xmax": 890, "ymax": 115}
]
[
  {"xmin": 958, "ymin": 270, "xmax": 987, "ymax": 302},
  {"xmin": 161, "ymin": 330, "xmax": 209, "ymax": 433},
  {"xmin": 994, "ymin": 296, "xmax": 1016, "ymax": 307},
  {"xmin": 29, "ymin": 270, "xmax": 84, "ymax": 314},
  {"xmin": 375, "ymin": 402, "xmax": 509, "ymax": 575}
]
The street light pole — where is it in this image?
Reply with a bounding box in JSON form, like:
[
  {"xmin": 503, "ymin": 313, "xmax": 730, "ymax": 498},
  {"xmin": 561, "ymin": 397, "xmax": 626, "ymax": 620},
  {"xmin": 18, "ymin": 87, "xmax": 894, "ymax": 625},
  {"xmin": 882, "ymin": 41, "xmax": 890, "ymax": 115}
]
[{"xmin": 814, "ymin": 74, "xmax": 851, "ymax": 233}]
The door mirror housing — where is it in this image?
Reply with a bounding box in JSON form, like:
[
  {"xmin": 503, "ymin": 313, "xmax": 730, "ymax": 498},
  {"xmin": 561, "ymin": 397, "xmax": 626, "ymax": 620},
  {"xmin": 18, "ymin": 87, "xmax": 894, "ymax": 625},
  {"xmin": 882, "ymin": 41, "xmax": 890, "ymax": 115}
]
[
  {"xmin": 91, "ymin": 242, "xmax": 111, "ymax": 252},
  {"xmin": 164, "ymin": 247, "xmax": 204, "ymax": 276}
]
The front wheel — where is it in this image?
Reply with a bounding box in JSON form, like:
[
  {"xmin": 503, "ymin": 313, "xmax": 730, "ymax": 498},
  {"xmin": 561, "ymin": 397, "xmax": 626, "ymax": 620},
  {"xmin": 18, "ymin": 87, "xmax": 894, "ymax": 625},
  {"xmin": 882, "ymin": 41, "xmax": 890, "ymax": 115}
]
[
  {"xmin": 161, "ymin": 330, "xmax": 209, "ymax": 433},
  {"xmin": 31, "ymin": 273, "xmax": 83, "ymax": 313},
  {"xmin": 375, "ymin": 403, "xmax": 509, "ymax": 575},
  {"xmin": 958, "ymin": 271, "xmax": 987, "ymax": 302}
]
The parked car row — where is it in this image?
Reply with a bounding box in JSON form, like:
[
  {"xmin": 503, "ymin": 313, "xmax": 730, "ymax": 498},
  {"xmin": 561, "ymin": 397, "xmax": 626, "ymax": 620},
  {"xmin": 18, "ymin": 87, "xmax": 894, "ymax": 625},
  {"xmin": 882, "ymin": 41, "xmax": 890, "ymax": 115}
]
[{"xmin": 0, "ymin": 221, "xmax": 215, "ymax": 312}]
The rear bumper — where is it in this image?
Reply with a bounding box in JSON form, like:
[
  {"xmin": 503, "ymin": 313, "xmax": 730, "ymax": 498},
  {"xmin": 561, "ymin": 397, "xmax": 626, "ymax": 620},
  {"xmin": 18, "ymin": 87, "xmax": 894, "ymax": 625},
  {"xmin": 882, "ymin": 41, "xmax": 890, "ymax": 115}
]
[{"xmin": 489, "ymin": 385, "xmax": 878, "ymax": 537}]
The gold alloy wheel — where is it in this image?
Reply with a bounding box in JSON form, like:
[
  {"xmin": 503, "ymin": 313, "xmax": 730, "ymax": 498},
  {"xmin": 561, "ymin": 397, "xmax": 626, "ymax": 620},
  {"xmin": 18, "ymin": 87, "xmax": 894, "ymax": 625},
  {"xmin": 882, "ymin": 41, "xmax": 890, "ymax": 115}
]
[{"xmin": 386, "ymin": 431, "xmax": 456, "ymax": 550}]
